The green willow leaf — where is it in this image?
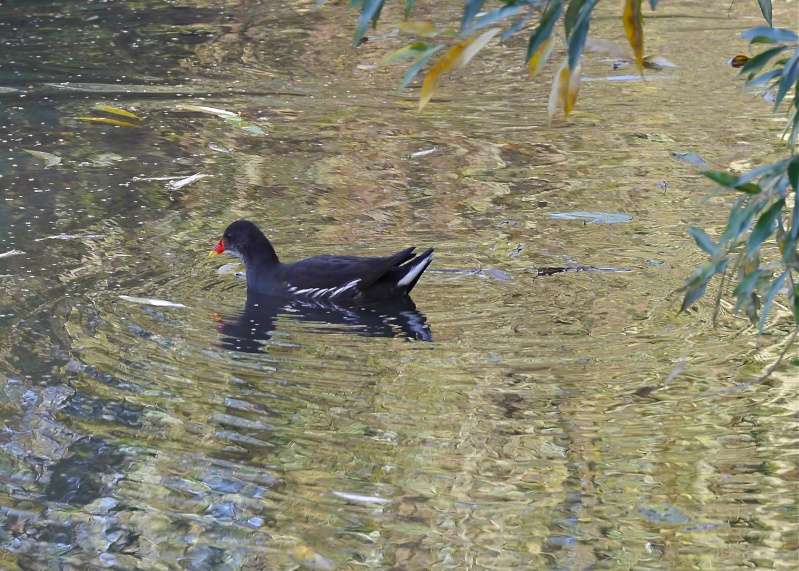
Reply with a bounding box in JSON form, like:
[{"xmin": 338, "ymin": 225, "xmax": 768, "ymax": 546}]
[
  {"xmin": 397, "ymin": 44, "xmax": 443, "ymax": 93},
  {"xmin": 501, "ymin": 11, "xmax": 535, "ymax": 42},
  {"xmin": 733, "ymin": 268, "xmax": 763, "ymax": 303},
  {"xmin": 353, "ymin": 0, "xmax": 384, "ymax": 47},
  {"xmin": 741, "ymin": 26, "xmax": 797, "ymax": 44},
  {"xmin": 747, "ymin": 198, "xmax": 785, "ymax": 258},
  {"xmin": 526, "ymin": 0, "xmax": 564, "ymax": 63},
  {"xmin": 757, "ymin": 0, "xmax": 772, "ymax": 28},
  {"xmin": 758, "ymin": 270, "xmax": 788, "ymax": 338},
  {"xmin": 739, "ymin": 45, "xmax": 791, "ymax": 77},
  {"xmin": 462, "ymin": 0, "xmax": 486, "ymax": 32},
  {"xmin": 649, "ymin": 0, "xmax": 659, "ymax": 9},
  {"xmin": 792, "ymin": 285, "xmax": 799, "ymax": 325},
  {"xmin": 687, "ymin": 226, "xmax": 718, "ymax": 256},
  {"xmin": 564, "ymin": 0, "xmax": 587, "ymax": 38},
  {"xmin": 465, "ymin": 4, "xmax": 523, "ymax": 34},
  {"xmin": 404, "ymin": 0, "xmax": 417, "ymax": 20},
  {"xmin": 788, "ymin": 156, "xmax": 799, "ymax": 193},
  {"xmin": 701, "ymin": 170, "xmax": 761, "ymax": 194},
  {"xmin": 745, "ymin": 68, "xmax": 783, "ymax": 89},
  {"xmin": 379, "ymin": 42, "xmax": 430, "ymax": 66},
  {"xmin": 568, "ymin": 0, "xmax": 599, "ymax": 71},
  {"xmin": 775, "ymin": 48, "xmax": 799, "ymax": 109}
]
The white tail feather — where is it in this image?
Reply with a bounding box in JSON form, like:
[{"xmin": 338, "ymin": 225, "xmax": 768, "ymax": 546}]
[{"xmin": 397, "ymin": 254, "xmax": 433, "ymax": 287}]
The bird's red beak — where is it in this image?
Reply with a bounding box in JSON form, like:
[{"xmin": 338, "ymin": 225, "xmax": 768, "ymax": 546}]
[{"xmin": 209, "ymin": 239, "xmax": 225, "ymax": 258}]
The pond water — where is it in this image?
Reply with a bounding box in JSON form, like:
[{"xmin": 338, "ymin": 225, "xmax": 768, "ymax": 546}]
[{"xmin": 0, "ymin": 1, "xmax": 796, "ymax": 569}]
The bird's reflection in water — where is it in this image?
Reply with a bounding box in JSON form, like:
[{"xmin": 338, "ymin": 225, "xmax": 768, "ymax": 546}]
[{"xmin": 215, "ymin": 293, "xmax": 432, "ymax": 352}]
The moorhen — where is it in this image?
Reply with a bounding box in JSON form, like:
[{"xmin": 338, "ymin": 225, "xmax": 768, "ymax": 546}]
[{"xmin": 209, "ymin": 220, "xmax": 434, "ymax": 302}]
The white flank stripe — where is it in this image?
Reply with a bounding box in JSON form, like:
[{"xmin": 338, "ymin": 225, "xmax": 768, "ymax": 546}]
[
  {"xmin": 398, "ymin": 254, "xmax": 433, "ymax": 287},
  {"xmin": 330, "ymin": 279, "xmax": 360, "ymax": 299}
]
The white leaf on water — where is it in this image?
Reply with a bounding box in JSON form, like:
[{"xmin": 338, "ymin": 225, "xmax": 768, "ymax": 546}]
[
  {"xmin": 332, "ymin": 491, "xmax": 392, "ymax": 504},
  {"xmin": 34, "ymin": 233, "xmax": 106, "ymax": 241},
  {"xmin": 118, "ymin": 295, "xmax": 187, "ymax": 308},
  {"xmin": 409, "ymin": 147, "xmax": 437, "ymax": 158},
  {"xmin": 23, "ymin": 149, "xmax": 62, "ymax": 167},
  {"xmin": 167, "ymin": 173, "xmax": 210, "ymax": 190},
  {"xmin": 0, "ymin": 249, "xmax": 24, "ymax": 259}
]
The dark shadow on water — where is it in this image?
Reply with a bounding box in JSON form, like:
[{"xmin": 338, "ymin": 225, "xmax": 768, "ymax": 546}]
[{"xmin": 215, "ymin": 294, "xmax": 433, "ymax": 353}]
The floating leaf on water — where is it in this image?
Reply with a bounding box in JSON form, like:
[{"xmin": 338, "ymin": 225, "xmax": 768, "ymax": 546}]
[
  {"xmin": 546, "ymin": 211, "xmax": 633, "ymax": 224},
  {"xmin": 537, "ymin": 265, "xmax": 633, "ymax": 276},
  {"xmin": 23, "ymin": 149, "xmax": 61, "ymax": 167},
  {"xmin": 584, "ymin": 37, "xmax": 631, "ymax": 59},
  {"xmin": 397, "ymin": 21, "xmax": 438, "ymax": 37},
  {"xmin": 643, "ymin": 55, "xmax": 677, "ymax": 69},
  {"xmin": 94, "ymin": 103, "xmax": 142, "ymax": 120},
  {"xmin": 167, "ymin": 173, "xmax": 210, "ymax": 191},
  {"xmin": 672, "ymin": 151, "xmax": 709, "ymax": 168},
  {"xmin": 508, "ymin": 243, "xmax": 525, "ymax": 259},
  {"xmin": 118, "ymin": 295, "xmax": 187, "ymax": 308},
  {"xmin": 481, "ymin": 268, "xmax": 513, "ymax": 281},
  {"xmin": 208, "ymin": 143, "xmax": 232, "ymax": 153},
  {"xmin": 409, "ymin": 147, "xmax": 436, "ymax": 158},
  {"xmin": 176, "ymin": 104, "xmax": 238, "ymax": 117},
  {"xmin": 216, "ymin": 262, "xmax": 241, "ymax": 275},
  {"xmin": 221, "ymin": 114, "xmax": 266, "ymax": 135},
  {"xmin": 639, "ymin": 504, "xmax": 691, "ymax": 524},
  {"xmin": 34, "ymin": 233, "xmax": 106, "ymax": 241},
  {"xmin": 76, "ymin": 116, "xmax": 142, "ymax": 128},
  {"xmin": 332, "ymin": 491, "xmax": 392, "ymax": 504},
  {"xmin": 289, "ymin": 546, "xmax": 336, "ymax": 571},
  {"xmin": 728, "ymin": 55, "xmax": 749, "ymax": 68},
  {"xmin": 0, "ymin": 249, "xmax": 24, "ymax": 259}
]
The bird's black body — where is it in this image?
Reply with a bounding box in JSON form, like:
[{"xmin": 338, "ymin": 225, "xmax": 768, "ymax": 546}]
[{"xmin": 211, "ymin": 220, "xmax": 433, "ymax": 302}]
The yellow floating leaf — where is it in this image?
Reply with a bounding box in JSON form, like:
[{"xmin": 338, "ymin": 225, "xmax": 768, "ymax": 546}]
[
  {"xmin": 95, "ymin": 103, "xmax": 142, "ymax": 120},
  {"xmin": 584, "ymin": 37, "xmax": 631, "ymax": 60},
  {"xmin": 622, "ymin": 0, "xmax": 644, "ymax": 74},
  {"xmin": 419, "ymin": 40, "xmax": 472, "ymax": 111},
  {"xmin": 529, "ymin": 34, "xmax": 556, "ymax": 78},
  {"xmin": 397, "ymin": 22, "xmax": 438, "ymax": 37},
  {"xmin": 457, "ymin": 27, "xmax": 501, "ymax": 69},
  {"xmin": 23, "ymin": 149, "xmax": 61, "ymax": 167},
  {"xmin": 76, "ymin": 117, "xmax": 142, "ymax": 128}
]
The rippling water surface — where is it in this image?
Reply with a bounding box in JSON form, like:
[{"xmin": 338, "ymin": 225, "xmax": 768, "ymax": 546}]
[{"xmin": 0, "ymin": 1, "xmax": 796, "ymax": 569}]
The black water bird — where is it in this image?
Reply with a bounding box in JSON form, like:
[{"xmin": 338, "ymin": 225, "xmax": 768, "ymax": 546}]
[{"xmin": 209, "ymin": 220, "xmax": 434, "ymax": 302}]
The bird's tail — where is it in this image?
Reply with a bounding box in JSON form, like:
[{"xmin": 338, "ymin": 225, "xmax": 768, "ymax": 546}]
[{"xmin": 397, "ymin": 248, "xmax": 434, "ymax": 293}]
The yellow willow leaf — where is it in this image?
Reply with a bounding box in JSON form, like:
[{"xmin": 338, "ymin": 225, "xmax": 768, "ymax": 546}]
[
  {"xmin": 622, "ymin": 0, "xmax": 644, "ymax": 75},
  {"xmin": 529, "ymin": 34, "xmax": 556, "ymax": 78},
  {"xmin": 95, "ymin": 103, "xmax": 142, "ymax": 120},
  {"xmin": 419, "ymin": 40, "xmax": 472, "ymax": 111},
  {"xmin": 76, "ymin": 117, "xmax": 142, "ymax": 128},
  {"xmin": 457, "ymin": 28, "xmax": 501, "ymax": 69},
  {"xmin": 547, "ymin": 58, "xmax": 569, "ymax": 124},
  {"xmin": 397, "ymin": 22, "xmax": 438, "ymax": 37},
  {"xmin": 561, "ymin": 61, "xmax": 582, "ymax": 116}
]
